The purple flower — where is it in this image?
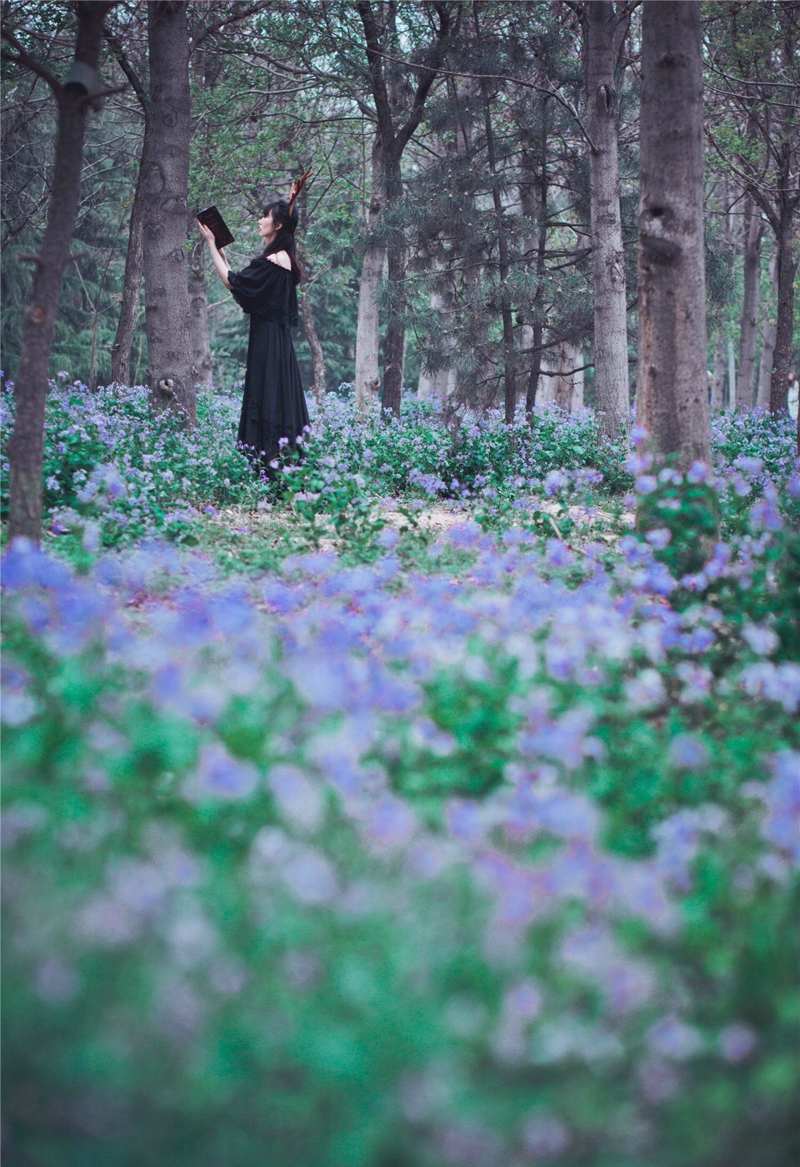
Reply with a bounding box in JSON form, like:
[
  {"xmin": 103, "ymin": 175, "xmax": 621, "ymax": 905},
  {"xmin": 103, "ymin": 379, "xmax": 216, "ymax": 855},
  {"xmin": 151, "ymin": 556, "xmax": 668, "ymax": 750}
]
[
  {"xmin": 687, "ymin": 460, "xmax": 709, "ymax": 484},
  {"xmin": 280, "ymin": 846, "xmax": 338, "ymax": 905},
  {"xmin": 184, "ymin": 744, "xmax": 259, "ymax": 801},
  {"xmin": 668, "ymin": 734, "xmax": 709, "ymax": 770},
  {"xmin": 635, "ymin": 475, "xmax": 657, "ymax": 495},
  {"xmin": 645, "ymin": 527, "xmax": 671, "ymax": 550},
  {"xmin": 521, "ymin": 1115, "xmax": 571, "ymax": 1159},
  {"xmin": 544, "ymin": 539, "xmax": 573, "ymax": 568},
  {"xmin": 718, "ymin": 1022, "xmax": 758, "ymax": 1063},
  {"xmin": 761, "ymin": 751, "xmax": 800, "ymax": 864},
  {"xmin": 646, "ymin": 1014, "xmax": 704, "ymax": 1060}
]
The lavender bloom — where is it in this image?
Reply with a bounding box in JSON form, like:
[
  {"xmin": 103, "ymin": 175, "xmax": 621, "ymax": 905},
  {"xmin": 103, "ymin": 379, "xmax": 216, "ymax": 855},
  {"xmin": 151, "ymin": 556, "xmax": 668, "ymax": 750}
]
[
  {"xmin": 183, "ymin": 743, "xmax": 259, "ymax": 801},
  {"xmin": 635, "ymin": 475, "xmax": 658, "ymax": 495},
  {"xmin": 521, "ymin": 1115, "xmax": 571, "ymax": 1159},
  {"xmin": 687, "ymin": 460, "xmax": 709, "ymax": 484},
  {"xmin": 544, "ymin": 470, "xmax": 569, "ymax": 496},
  {"xmin": 646, "ymin": 1014, "xmax": 704, "ymax": 1060},
  {"xmin": 645, "ymin": 527, "xmax": 671, "ymax": 550},
  {"xmin": 741, "ymin": 623, "xmax": 778, "ymax": 656},
  {"xmin": 668, "ymin": 734, "xmax": 709, "ymax": 770},
  {"xmin": 624, "ymin": 668, "xmax": 666, "ymax": 710},
  {"xmin": 280, "ymin": 845, "xmax": 338, "ymax": 905},
  {"xmin": 269, "ymin": 765, "xmax": 325, "ymax": 833},
  {"xmin": 718, "ymin": 1022, "xmax": 758, "ymax": 1063},
  {"xmin": 365, "ymin": 795, "xmax": 416, "ymax": 849},
  {"xmin": 761, "ymin": 752, "xmax": 800, "ymax": 864},
  {"xmin": 739, "ymin": 662, "xmax": 800, "ymax": 713},
  {"xmin": 545, "ymin": 540, "xmax": 573, "ymax": 568}
]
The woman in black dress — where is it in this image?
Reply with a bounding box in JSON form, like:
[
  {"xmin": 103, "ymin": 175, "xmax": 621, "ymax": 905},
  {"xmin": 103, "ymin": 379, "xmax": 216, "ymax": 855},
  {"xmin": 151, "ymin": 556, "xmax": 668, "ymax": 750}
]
[{"xmin": 198, "ymin": 185, "xmax": 309, "ymax": 475}]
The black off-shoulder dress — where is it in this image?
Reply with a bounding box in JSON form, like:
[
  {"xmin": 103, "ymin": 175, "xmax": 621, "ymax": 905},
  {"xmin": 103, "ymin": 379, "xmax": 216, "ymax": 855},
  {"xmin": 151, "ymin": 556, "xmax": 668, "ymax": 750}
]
[{"xmin": 227, "ymin": 257, "xmax": 309, "ymax": 471}]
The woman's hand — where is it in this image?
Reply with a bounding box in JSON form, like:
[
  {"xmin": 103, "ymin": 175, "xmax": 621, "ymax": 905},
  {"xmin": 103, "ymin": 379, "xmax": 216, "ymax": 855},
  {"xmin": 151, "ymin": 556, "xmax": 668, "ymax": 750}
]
[{"xmin": 197, "ymin": 220, "xmax": 217, "ymax": 248}]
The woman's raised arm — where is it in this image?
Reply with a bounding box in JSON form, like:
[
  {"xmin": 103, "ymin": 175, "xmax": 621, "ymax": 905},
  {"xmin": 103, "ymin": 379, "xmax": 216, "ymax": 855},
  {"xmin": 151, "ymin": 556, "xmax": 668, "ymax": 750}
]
[{"xmin": 197, "ymin": 220, "xmax": 231, "ymax": 290}]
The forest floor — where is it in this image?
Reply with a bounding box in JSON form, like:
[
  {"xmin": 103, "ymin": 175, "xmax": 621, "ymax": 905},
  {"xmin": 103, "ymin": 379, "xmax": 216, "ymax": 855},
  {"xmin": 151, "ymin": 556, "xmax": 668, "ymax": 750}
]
[{"xmin": 201, "ymin": 496, "xmax": 635, "ymax": 562}]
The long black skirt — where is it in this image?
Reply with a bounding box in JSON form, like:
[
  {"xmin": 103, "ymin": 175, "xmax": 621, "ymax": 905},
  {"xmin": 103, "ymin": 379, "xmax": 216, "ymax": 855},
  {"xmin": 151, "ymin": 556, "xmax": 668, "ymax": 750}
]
[{"xmin": 237, "ymin": 316, "xmax": 309, "ymax": 473}]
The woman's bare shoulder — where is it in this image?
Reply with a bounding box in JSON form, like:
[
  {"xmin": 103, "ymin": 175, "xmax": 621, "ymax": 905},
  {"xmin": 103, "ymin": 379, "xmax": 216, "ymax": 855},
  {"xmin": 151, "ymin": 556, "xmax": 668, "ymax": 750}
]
[{"xmin": 266, "ymin": 251, "xmax": 292, "ymax": 270}]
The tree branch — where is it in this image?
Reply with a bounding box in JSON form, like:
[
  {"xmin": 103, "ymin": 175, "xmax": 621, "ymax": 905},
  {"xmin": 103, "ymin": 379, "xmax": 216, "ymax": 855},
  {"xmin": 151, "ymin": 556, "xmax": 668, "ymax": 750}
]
[{"xmin": 0, "ymin": 27, "xmax": 62, "ymax": 95}]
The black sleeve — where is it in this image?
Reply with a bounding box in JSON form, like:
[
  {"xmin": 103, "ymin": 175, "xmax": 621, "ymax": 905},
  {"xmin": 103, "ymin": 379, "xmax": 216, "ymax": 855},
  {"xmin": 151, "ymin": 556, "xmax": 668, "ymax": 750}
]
[{"xmin": 227, "ymin": 258, "xmax": 281, "ymax": 313}]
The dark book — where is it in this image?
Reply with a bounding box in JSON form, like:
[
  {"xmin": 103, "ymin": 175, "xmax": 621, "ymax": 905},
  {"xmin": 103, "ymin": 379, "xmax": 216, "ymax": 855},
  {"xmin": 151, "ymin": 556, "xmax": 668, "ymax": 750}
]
[{"xmin": 196, "ymin": 205, "xmax": 235, "ymax": 249}]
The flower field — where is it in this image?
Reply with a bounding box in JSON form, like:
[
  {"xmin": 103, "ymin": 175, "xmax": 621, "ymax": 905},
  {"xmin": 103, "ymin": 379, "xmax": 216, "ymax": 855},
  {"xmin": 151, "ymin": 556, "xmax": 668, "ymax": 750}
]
[{"xmin": 2, "ymin": 382, "xmax": 799, "ymax": 1166}]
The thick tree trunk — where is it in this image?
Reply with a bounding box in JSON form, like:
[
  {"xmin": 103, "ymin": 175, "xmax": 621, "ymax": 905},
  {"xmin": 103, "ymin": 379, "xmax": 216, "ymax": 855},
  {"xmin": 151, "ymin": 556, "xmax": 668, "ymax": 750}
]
[
  {"xmin": 737, "ymin": 193, "xmax": 763, "ymax": 408},
  {"xmin": 476, "ymin": 3, "xmax": 515, "ymax": 423},
  {"xmin": 381, "ymin": 162, "xmax": 406, "ymax": 418},
  {"xmin": 757, "ymin": 252, "xmax": 778, "ymax": 409},
  {"xmin": 142, "ymin": 0, "xmax": 195, "ymax": 423},
  {"xmin": 727, "ymin": 337, "xmax": 736, "ymax": 411},
  {"xmin": 710, "ymin": 336, "xmax": 725, "ymax": 408},
  {"xmin": 7, "ymin": 2, "xmax": 116, "ymax": 542},
  {"xmin": 584, "ymin": 0, "xmax": 630, "ymax": 438},
  {"xmin": 111, "ymin": 129, "xmax": 147, "ymax": 386},
  {"xmin": 636, "ymin": 0, "xmax": 711, "ymax": 467},
  {"xmin": 354, "ymin": 140, "xmax": 386, "ymax": 411},
  {"xmin": 187, "ymin": 231, "xmax": 213, "ymax": 386},
  {"xmin": 523, "ymin": 107, "xmax": 549, "ymax": 419},
  {"xmin": 770, "ymin": 207, "xmax": 797, "ymax": 414}
]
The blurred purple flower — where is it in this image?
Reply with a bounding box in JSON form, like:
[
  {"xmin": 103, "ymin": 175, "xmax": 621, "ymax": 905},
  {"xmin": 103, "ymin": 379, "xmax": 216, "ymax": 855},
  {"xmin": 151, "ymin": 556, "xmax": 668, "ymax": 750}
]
[
  {"xmin": 718, "ymin": 1022, "xmax": 758, "ymax": 1063},
  {"xmin": 184, "ymin": 743, "xmax": 259, "ymax": 801},
  {"xmin": 521, "ymin": 1114, "xmax": 571, "ymax": 1160}
]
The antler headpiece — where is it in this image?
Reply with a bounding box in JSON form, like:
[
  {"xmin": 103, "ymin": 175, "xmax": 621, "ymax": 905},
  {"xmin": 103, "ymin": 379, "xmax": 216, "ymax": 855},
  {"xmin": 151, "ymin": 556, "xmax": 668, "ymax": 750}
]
[{"xmin": 288, "ymin": 166, "xmax": 313, "ymax": 216}]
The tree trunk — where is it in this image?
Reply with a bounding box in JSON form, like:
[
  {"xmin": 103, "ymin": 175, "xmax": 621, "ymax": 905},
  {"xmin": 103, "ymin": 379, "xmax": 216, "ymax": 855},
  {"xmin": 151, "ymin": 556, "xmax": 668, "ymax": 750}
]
[
  {"xmin": 354, "ymin": 138, "xmax": 386, "ymax": 411},
  {"xmin": 727, "ymin": 336, "xmax": 736, "ymax": 410},
  {"xmin": 7, "ymin": 2, "xmax": 116, "ymax": 542},
  {"xmin": 636, "ymin": 0, "xmax": 710, "ymax": 467},
  {"xmin": 523, "ymin": 104, "xmax": 549, "ymax": 419},
  {"xmin": 142, "ymin": 0, "xmax": 195, "ymax": 423},
  {"xmin": 475, "ymin": 4, "xmax": 515, "ymax": 423},
  {"xmin": 184, "ymin": 42, "xmax": 221, "ymax": 392},
  {"xmin": 381, "ymin": 161, "xmax": 406, "ymax": 418},
  {"xmin": 111, "ymin": 128, "xmax": 147, "ymax": 385},
  {"xmin": 187, "ymin": 230, "xmax": 213, "ymax": 386},
  {"xmin": 710, "ymin": 336, "xmax": 725, "ymax": 408},
  {"xmin": 757, "ymin": 252, "xmax": 777, "ymax": 409},
  {"xmin": 554, "ymin": 343, "xmax": 574, "ymax": 411},
  {"xmin": 418, "ymin": 289, "xmax": 457, "ymax": 399},
  {"xmin": 584, "ymin": 0, "xmax": 630, "ymax": 439},
  {"xmin": 300, "ymin": 287, "xmax": 327, "ymax": 401},
  {"xmin": 736, "ymin": 193, "xmax": 762, "ymax": 408},
  {"xmin": 770, "ymin": 205, "xmax": 797, "ymax": 414}
]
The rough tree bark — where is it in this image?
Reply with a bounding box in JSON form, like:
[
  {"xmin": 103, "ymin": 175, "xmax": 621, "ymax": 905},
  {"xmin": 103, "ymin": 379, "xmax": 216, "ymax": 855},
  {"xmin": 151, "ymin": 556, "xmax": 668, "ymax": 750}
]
[
  {"xmin": 3, "ymin": 2, "xmax": 118, "ymax": 541},
  {"xmin": 757, "ymin": 252, "xmax": 778, "ymax": 410},
  {"xmin": 356, "ymin": 0, "xmax": 455, "ymax": 418},
  {"xmin": 636, "ymin": 0, "xmax": 711, "ymax": 467},
  {"xmin": 295, "ymin": 183, "xmax": 327, "ymax": 401},
  {"xmin": 142, "ymin": 0, "xmax": 195, "ymax": 423},
  {"xmin": 185, "ymin": 42, "xmax": 222, "ymax": 390},
  {"xmin": 475, "ymin": 4, "xmax": 516, "ymax": 423},
  {"xmin": 583, "ymin": 0, "xmax": 630, "ymax": 438},
  {"xmin": 736, "ymin": 193, "xmax": 763, "ymax": 408},
  {"xmin": 382, "ymin": 157, "xmax": 407, "ymax": 417},
  {"xmin": 187, "ymin": 228, "xmax": 213, "ymax": 386},
  {"xmin": 104, "ymin": 25, "xmax": 148, "ymax": 387},
  {"xmin": 111, "ymin": 139, "xmax": 146, "ymax": 384},
  {"xmin": 710, "ymin": 336, "xmax": 725, "ymax": 408},
  {"xmin": 769, "ymin": 199, "xmax": 797, "ymax": 416},
  {"xmin": 523, "ymin": 101, "xmax": 549, "ymax": 418},
  {"xmin": 354, "ymin": 140, "xmax": 386, "ymax": 410}
]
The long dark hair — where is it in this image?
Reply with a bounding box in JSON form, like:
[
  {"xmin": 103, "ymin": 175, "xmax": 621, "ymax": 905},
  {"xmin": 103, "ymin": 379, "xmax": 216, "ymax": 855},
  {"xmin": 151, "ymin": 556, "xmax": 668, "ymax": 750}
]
[{"xmin": 262, "ymin": 199, "xmax": 303, "ymax": 285}]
